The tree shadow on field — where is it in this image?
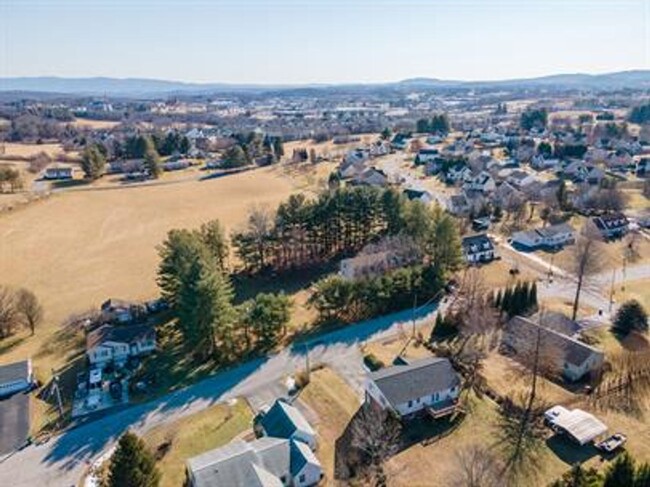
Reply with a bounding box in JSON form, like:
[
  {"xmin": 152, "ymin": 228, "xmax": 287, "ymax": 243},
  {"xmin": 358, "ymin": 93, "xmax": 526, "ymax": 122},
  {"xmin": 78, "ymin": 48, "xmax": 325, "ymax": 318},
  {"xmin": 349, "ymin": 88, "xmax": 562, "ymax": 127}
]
[{"xmin": 230, "ymin": 264, "xmax": 336, "ymax": 305}]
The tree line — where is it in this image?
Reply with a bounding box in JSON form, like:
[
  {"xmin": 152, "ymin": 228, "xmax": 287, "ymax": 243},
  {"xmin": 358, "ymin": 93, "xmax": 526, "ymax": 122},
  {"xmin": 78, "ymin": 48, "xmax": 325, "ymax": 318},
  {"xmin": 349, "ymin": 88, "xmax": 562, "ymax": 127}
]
[
  {"xmin": 493, "ymin": 281, "xmax": 538, "ymax": 318},
  {"xmin": 157, "ymin": 220, "xmax": 292, "ymax": 361},
  {"xmin": 416, "ymin": 114, "xmax": 451, "ymax": 135},
  {"xmin": 233, "ymin": 187, "xmax": 461, "ymax": 275}
]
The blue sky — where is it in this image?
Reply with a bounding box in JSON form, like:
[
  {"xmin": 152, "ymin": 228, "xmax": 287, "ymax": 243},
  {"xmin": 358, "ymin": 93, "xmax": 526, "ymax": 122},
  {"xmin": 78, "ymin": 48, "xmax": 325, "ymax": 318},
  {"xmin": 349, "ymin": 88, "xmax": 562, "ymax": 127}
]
[{"xmin": 1, "ymin": 0, "xmax": 648, "ymax": 83}]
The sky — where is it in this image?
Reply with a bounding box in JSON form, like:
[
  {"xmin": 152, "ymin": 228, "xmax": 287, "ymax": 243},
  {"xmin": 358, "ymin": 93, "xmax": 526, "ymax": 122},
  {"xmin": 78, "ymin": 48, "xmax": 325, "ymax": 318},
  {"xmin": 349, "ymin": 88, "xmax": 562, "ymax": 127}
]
[{"xmin": 0, "ymin": 0, "xmax": 649, "ymax": 84}]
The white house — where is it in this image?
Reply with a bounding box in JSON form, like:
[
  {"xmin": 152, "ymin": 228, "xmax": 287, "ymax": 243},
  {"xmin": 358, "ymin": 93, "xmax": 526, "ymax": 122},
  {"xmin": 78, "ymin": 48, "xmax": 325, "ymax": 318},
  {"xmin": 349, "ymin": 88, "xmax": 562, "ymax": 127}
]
[
  {"xmin": 0, "ymin": 359, "xmax": 33, "ymax": 398},
  {"xmin": 511, "ymin": 223, "xmax": 575, "ymax": 251},
  {"xmin": 462, "ymin": 234, "xmax": 496, "ymax": 264},
  {"xmin": 187, "ymin": 437, "xmax": 323, "ymax": 487},
  {"xmin": 403, "ymin": 188, "xmax": 434, "ymax": 205},
  {"xmin": 44, "ymin": 166, "xmax": 73, "ymax": 180},
  {"xmin": 365, "ymin": 357, "xmax": 461, "ymax": 419},
  {"xmin": 86, "ymin": 324, "xmax": 156, "ymax": 369},
  {"xmin": 416, "ymin": 148, "xmax": 439, "ymax": 163}
]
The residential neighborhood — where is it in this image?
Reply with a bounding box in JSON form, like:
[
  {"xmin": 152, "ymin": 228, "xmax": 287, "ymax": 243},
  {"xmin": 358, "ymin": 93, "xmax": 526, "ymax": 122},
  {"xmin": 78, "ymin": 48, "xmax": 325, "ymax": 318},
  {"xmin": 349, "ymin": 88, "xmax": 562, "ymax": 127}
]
[{"xmin": 1, "ymin": 2, "xmax": 650, "ymax": 486}]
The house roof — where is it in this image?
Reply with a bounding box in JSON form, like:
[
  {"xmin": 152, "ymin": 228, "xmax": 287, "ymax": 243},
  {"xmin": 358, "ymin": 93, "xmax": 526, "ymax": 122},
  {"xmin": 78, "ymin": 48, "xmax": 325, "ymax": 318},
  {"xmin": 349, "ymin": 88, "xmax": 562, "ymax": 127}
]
[
  {"xmin": 260, "ymin": 400, "xmax": 315, "ymax": 441},
  {"xmin": 553, "ymin": 409, "xmax": 608, "ymax": 445},
  {"xmin": 462, "ymin": 234, "xmax": 494, "ymax": 254},
  {"xmin": 403, "ymin": 189, "xmax": 431, "ymax": 200},
  {"xmin": 0, "ymin": 359, "xmax": 31, "ymax": 384},
  {"xmin": 289, "ymin": 440, "xmax": 319, "ymax": 476},
  {"xmin": 505, "ymin": 316, "xmax": 603, "ymax": 368},
  {"xmin": 535, "ymin": 223, "xmax": 575, "ymax": 239},
  {"xmin": 187, "ymin": 437, "xmax": 299, "ymax": 487},
  {"xmin": 369, "ymin": 357, "xmax": 460, "ymax": 407},
  {"xmin": 593, "ymin": 213, "xmax": 629, "ymax": 230},
  {"xmin": 86, "ymin": 323, "xmax": 155, "ymax": 350}
]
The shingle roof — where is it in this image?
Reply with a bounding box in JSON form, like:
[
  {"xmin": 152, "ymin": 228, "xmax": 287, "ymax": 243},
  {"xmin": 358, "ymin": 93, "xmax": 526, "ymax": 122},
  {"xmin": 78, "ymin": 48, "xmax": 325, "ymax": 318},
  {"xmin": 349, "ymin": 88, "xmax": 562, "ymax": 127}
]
[
  {"xmin": 260, "ymin": 400, "xmax": 315, "ymax": 441},
  {"xmin": 462, "ymin": 234, "xmax": 494, "ymax": 254},
  {"xmin": 535, "ymin": 223, "xmax": 574, "ymax": 239},
  {"xmin": 86, "ymin": 323, "xmax": 155, "ymax": 350},
  {"xmin": 0, "ymin": 360, "xmax": 31, "ymax": 385},
  {"xmin": 369, "ymin": 357, "xmax": 460, "ymax": 407},
  {"xmin": 289, "ymin": 439, "xmax": 319, "ymax": 476},
  {"xmin": 187, "ymin": 437, "xmax": 290, "ymax": 487},
  {"xmin": 504, "ymin": 316, "xmax": 603, "ymax": 367}
]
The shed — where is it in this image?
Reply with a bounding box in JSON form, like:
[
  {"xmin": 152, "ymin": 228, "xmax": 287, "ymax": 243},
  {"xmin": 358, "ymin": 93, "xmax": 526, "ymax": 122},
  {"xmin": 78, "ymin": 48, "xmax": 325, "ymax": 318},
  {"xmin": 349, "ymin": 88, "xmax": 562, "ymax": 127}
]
[{"xmin": 554, "ymin": 409, "xmax": 608, "ymax": 445}]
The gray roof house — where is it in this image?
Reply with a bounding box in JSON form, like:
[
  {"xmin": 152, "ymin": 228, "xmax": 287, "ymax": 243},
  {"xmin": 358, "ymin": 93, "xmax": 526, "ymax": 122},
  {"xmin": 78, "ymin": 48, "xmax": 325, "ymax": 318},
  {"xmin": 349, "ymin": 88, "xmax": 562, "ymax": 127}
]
[
  {"xmin": 461, "ymin": 234, "xmax": 496, "ymax": 264},
  {"xmin": 259, "ymin": 400, "xmax": 317, "ymax": 450},
  {"xmin": 502, "ymin": 316, "xmax": 604, "ymax": 382},
  {"xmin": 186, "ymin": 437, "xmax": 322, "ymax": 487},
  {"xmin": 365, "ymin": 357, "xmax": 461, "ymax": 419},
  {"xmin": 511, "ymin": 223, "xmax": 575, "ymax": 251},
  {"xmin": 0, "ymin": 359, "xmax": 33, "ymax": 398}
]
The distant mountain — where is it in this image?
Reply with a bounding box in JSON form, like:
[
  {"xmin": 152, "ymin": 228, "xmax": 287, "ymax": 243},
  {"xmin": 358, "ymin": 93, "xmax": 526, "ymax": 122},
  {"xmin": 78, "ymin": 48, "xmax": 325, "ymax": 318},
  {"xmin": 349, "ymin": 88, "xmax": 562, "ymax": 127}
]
[
  {"xmin": 398, "ymin": 70, "xmax": 650, "ymax": 89},
  {"xmin": 1, "ymin": 70, "xmax": 649, "ymax": 97}
]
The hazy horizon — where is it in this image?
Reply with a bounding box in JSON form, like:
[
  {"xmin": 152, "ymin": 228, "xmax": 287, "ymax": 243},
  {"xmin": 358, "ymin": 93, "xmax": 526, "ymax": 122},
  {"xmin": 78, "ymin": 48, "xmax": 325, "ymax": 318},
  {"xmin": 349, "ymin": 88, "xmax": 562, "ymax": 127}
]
[{"xmin": 1, "ymin": 0, "xmax": 649, "ymax": 84}]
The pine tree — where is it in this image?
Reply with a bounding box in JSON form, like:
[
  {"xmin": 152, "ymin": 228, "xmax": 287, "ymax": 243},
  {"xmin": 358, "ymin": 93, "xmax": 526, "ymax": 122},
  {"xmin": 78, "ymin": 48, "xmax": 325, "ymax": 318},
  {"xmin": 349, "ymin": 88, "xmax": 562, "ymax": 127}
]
[
  {"xmin": 431, "ymin": 313, "xmax": 444, "ymax": 342},
  {"xmin": 635, "ymin": 462, "xmax": 650, "ymax": 487},
  {"xmin": 520, "ymin": 281, "xmax": 530, "ymax": 314},
  {"xmin": 143, "ymin": 137, "xmax": 161, "ymax": 179},
  {"xmin": 604, "ymin": 452, "xmax": 636, "ymax": 487},
  {"xmin": 81, "ymin": 144, "xmax": 106, "ymax": 180},
  {"xmin": 502, "ymin": 287, "xmax": 512, "ymax": 315},
  {"xmin": 107, "ymin": 431, "xmax": 160, "ymax": 487}
]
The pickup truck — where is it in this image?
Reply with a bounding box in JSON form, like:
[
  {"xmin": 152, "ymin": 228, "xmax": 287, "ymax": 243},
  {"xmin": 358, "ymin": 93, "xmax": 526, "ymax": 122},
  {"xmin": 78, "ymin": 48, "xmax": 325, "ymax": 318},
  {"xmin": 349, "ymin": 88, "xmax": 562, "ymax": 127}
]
[{"xmin": 596, "ymin": 433, "xmax": 627, "ymax": 453}]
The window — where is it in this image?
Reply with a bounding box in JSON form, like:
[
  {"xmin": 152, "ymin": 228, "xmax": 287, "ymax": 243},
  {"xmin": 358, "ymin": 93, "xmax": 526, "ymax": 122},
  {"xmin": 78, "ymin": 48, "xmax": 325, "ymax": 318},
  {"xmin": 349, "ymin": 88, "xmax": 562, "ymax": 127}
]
[
  {"xmin": 299, "ymin": 474, "xmax": 306, "ymax": 484},
  {"xmin": 407, "ymin": 400, "xmax": 413, "ymax": 408}
]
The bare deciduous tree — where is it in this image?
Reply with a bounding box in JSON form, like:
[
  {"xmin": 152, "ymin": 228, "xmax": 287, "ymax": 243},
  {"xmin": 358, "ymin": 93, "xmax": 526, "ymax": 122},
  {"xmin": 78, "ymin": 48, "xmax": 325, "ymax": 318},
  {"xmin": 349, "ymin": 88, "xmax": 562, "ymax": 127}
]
[
  {"xmin": 15, "ymin": 288, "xmax": 43, "ymax": 335},
  {"xmin": 350, "ymin": 405, "xmax": 402, "ymax": 486},
  {"xmin": 452, "ymin": 444, "xmax": 503, "ymax": 487},
  {"xmin": 570, "ymin": 222, "xmax": 605, "ymax": 321},
  {"xmin": 0, "ymin": 286, "xmax": 18, "ymax": 339}
]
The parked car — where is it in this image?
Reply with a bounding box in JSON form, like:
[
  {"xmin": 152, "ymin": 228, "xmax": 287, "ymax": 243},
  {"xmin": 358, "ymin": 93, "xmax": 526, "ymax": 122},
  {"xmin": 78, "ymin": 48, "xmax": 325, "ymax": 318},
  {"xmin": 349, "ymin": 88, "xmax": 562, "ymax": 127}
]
[{"xmin": 596, "ymin": 433, "xmax": 627, "ymax": 453}]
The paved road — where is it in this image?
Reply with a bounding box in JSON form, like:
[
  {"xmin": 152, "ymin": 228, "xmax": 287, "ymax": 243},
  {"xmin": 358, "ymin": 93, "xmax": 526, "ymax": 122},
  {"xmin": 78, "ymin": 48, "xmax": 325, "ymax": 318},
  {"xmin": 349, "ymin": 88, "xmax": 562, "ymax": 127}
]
[{"xmin": 0, "ymin": 304, "xmax": 438, "ymax": 487}]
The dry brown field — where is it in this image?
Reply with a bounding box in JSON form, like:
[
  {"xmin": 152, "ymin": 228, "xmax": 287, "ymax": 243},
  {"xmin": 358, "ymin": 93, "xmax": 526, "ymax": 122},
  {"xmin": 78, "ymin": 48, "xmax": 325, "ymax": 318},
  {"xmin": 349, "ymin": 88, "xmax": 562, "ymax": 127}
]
[{"xmin": 0, "ymin": 165, "xmax": 306, "ymax": 373}]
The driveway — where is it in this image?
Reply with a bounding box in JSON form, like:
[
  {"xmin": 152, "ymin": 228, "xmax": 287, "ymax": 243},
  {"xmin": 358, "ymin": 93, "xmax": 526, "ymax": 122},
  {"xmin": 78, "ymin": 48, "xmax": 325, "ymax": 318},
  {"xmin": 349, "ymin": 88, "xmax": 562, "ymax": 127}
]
[
  {"xmin": 0, "ymin": 303, "xmax": 438, "ymax": 487},
  {"xmin": 0, "ymin": 393, "xmax": 30, "ymax": 456}
]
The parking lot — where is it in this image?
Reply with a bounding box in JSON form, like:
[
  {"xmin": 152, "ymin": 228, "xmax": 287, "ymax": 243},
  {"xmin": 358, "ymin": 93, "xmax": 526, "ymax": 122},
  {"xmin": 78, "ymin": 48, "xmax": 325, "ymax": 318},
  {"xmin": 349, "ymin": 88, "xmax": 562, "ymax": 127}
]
[{"xmin": 0, "ymin": 393, "xmax": 30, "ymax": 455}]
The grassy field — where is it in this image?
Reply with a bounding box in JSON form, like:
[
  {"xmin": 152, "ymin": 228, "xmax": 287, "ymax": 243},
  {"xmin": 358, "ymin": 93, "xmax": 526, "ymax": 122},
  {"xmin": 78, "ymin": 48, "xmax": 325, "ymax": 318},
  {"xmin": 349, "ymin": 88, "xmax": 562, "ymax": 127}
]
[
  {"xmin": 142, "ymin": 399, "xmax": 253, "ymax": 487},
  {"xmin": 71, "ymin": 118, "xmax": 121, "ymax": 130},
  {"xmin": 615, "ymin": 278, "xmax": 650, "ymax": 310},
  {"xmin": 1, "ymin": 142, "xmax": 69, "ymax": 159},
  {"xmin": 298, "ymin": 367, "xmax": 361, "ymax": 482},
  {"xmin": 0, "ymin": 165, "xmax": 303, "ymax": 376}
]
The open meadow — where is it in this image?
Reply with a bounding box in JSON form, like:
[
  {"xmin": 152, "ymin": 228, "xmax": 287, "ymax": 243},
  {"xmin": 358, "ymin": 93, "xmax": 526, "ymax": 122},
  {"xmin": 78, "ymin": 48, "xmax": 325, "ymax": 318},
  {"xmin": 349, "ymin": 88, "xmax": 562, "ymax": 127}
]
[{"xmin": 0, "ymin": 164, "xmax": 314, "ymax": 374}]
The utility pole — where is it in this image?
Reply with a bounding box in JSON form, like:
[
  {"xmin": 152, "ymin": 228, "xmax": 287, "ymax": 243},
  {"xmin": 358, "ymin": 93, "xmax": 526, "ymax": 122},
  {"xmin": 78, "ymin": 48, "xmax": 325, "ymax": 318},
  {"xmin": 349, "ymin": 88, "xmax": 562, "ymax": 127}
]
[
  {"xmin": 304, "ymin": 343, "xmax": 310, "ymax": 381},
  {"xmin": 411, "ymin": 294, "xmax": 418, "ymax": 338},
  {"xmin": 609, "ymin": 268, "xmax": 616, "ymax": 314}
]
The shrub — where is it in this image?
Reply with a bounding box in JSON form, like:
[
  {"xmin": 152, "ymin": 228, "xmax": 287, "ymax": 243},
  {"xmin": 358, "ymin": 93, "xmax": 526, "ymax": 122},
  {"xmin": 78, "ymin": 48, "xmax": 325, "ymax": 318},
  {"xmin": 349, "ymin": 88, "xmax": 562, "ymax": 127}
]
[{"xmin": 612, "ymin": 300, "xmax": 648, "ymax": 336}]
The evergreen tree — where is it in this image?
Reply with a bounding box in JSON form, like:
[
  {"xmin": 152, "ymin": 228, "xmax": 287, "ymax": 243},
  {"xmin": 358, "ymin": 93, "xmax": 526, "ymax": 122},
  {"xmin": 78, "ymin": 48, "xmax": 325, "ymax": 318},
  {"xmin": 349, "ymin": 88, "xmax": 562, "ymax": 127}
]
[
  {"xmin": 107, "ymin": 431, "xmax": 160, "ymax": 487},
  {"xmin": 81, "ymin": 144, "xmax": 106, "ymax": 180},
  {"xmin": 179, "ymin": 136, "xmax": 191, "ymax": 155},
  {"xmin": 380, "ymin": 127, "xmax": 392, "ymax": 140},
  {"xmin": 550, "ymin": 463, "xmax": 601, "ymax": 487},
  {"xmin": 245, "ymin": 292, "xmax": 292, "ymax": 349},
  {"xmin": 529, "ymin": 281, "xmax": 538, "ymax": 311},
  {"xmin": 143, "ymin": 137, "xmax": 161, "ymax": 179},
  {"xmin": 502, "ymin": 288, "xmax": 512, "ymax": 314},
  {"xmin": 198, "ymin": 219, "xmax": 229, "ymax": 272},
  {"xmin": 635, "ymin": 463, "xmax": 650, "ymax": 487},
  {"xmin": 612, "ymin": 300, "xmax": 648, "ymax": 336},
  {"xmin": 604, "ymin": 452, "xmax": 636, "ymax": 487},
  {"xmin": 222, "ymin": 145, "xmax": 249, "ymax": 168},
  {"xmin": 273, "ymin": 138, "xmax": 284, "ymax": 158}
]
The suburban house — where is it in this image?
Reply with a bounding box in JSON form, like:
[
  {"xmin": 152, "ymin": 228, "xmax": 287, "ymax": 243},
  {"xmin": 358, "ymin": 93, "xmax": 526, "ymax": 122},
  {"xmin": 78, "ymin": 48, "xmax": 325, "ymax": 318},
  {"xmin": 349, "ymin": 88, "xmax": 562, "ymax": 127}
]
[
  {"xmin": 338, "ymin": 159, "xmax": 367, "ymax": 179},
  {"xmin": 43, "ymin": 166, "xmax": 73, "ymax": 180},
  {"xmin": 463, "ymin": 171, "xmax": 496, "ymax": 193},
  {"xmin": 365, "ymin": 357, "xmax": 461, "ymax": 419},
  {"xmin": 86, "ymin": 323, "xmax": 156, "ymax": 369},
  {"xmin": 505, "ymin": 169, "xmax": 538, "ymax": 189},
  {"xmin": 162, "ymin": 159, "xmax": 191, "ymax": 171},
  {"xmin": 0, "ymin": 359, "xmax": 34, "ymax": 398},
  {"xmin": 462, "ymin": 234, "xmax": 496, "ymax": 264},
  {"xmin": 391, "ymin": 134, "xmax": 410, "ymax": 150},
  {"xmin": 502, "ymin": 316, "xmax": 604, "ymax": 382},
  {"xmin": 592, "ymin": 213, "xmax": 629, "ymax": 239},
  {"xmin": 447, "ymin": 193, "xmax": 470, "ymax": 216},
  {"xmin": 186, "ymin": 437, "xmax": 323, "ymax": 487},
  {"xmin": 353, "ymin": 167, "xmax": 388, "ymax": 187},
  {"xmin": 531, "ymin": 155, "xmax": 560, "ymax": 170},
  {"xmin": 258, "ymin": 399, "xmax": 317, "ymax": 451},
  {"xmin": 511, "ymin": 223, "xmax": 575, "ymax": 251},
  {"xmin": 101, "ymin": 298, "xmax": 141, "ymax": 324},
  {"xmin": 415, "ymin": 148, "xmax": 439, "ymax": 163}
]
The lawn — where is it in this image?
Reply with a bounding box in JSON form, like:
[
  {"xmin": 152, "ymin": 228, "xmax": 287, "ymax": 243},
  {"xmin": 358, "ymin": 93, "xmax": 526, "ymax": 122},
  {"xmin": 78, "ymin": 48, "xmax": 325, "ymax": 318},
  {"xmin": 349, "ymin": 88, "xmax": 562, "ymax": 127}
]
[
  {"xmin": 298, "ymin": 367, "xmax": 361, "ymax": 482},
  {"xmin": 0, "ymin": 165, "xmax": 302, "ymax": 376},
  {"xmin": 362, "ymin": 333, "xmax": 433, "ymax": 368},
  {"xmin": 615, "ymin": 278, "xmax": 650, "ymax": 310},
  {"xmin": 143, "ymin": 398, "xmax": 253, "ymax": 487}
]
